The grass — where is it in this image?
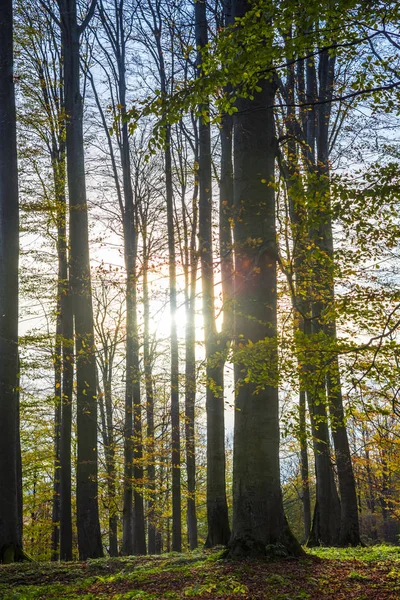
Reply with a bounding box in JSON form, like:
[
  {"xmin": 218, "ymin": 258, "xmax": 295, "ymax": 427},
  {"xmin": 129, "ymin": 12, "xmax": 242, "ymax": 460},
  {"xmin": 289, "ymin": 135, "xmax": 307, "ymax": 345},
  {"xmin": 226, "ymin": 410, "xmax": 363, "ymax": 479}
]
[{"xmin": 0, "ymin": 545, "xmax": 399, "ymax": 599}]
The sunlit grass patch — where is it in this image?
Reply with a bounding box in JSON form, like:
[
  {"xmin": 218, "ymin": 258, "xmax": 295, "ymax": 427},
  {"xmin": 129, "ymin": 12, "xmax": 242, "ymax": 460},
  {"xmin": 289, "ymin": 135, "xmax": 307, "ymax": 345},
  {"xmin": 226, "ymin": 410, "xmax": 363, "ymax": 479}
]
[{"xmin": 308, "ymin": 544, "xmax": 400, "ymax": 562}]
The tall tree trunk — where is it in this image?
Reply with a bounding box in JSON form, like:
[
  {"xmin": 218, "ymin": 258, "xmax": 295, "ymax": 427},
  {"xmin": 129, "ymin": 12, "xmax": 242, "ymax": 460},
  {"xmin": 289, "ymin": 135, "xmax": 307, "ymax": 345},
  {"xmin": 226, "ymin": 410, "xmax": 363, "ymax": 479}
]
[
  {"xmin": 130, "ymin": 270, "xmax": 146, "ymax": 555},
  {"xmin": 182, "ymin": 157, "xmax": 199, "ymax": 551},
  {"xmin": 51, "ymin": 122, "xmax": 68, "ymax": 561},
  {"xmin": 289, "ymin": 46, "xmax": 342, "ymax": 547},
  {"xmin": 281, "ymin": 47, "xmax": 312, "ymax": 542},
  {"xmin": 380, "ymin": 450, "xmax": 398, "ymax": 543},
  {"xmin": 307, "ymin": 222, "xmax": 341, "ymax": 547},
  {"xmin": 142, "ymin": 0, "xmax": 182, "ymax": 551},
  {"xmin": 228, "ymin": 0, "xmax": 301, "ymax": 558},
  {"xmin": 122, "ymin": 138, "xmax": 146, "ymax": 559},
  {"xmin": 99, "ymin": 361, "xmax": 118, "ymax": 557},
  {"xmin": 326, "ymin": 325, "xmax": 360, "ymax": 545},
  {"xmin": 60, "ymin": 0, "xmax": 103, "ymax": 560},
  {"xmin": 314, "ymin": 48, "xmax": 360, "ymax": 546},
  {"xmin": 219, "ymin": 3, "xmax": 234, "ymax": 333},
  {"xmin": 299, "ymin": 390, "xmax": 311, "ymax": 542},
  {"xmin": 16, "ymin": 361, "xmax": 23, "ymax": 550},
  {"xmin": 362, "ymin": 425, "xmax": 375, "ymax": 515},
  {"xmin": 98, "ymin": 0, "xmax": 148, "ymax": 555},
  {"xmin": 195, "ymin": 0, "xmax": 230, "ymax": 549},
  {"xmin": 24, "ymin": 14, "xmax": 74, "ymax": 560},
  {"xmin": 59, "ymin": 276, "xmax": 74, "ymax": 561},
  {"xmin": 0, "ymin": 0, "xmax": 23, "ymax": 564},
  {"xmin": 142, "ymin": 234, "xmax": 156, "ymax": 554},
  {"xmin": 122, "ymin": 130, "xmax": 146, "ymax": 559},
  {"xmin": 219, "ymin": 107, "xmax": 234, "ymax": 336},
  {"xmin": 306, "ymin": 356, "xmax": 341, "ymax": 546},
  {"xmin": 165, "ymin": 125, "xmax": 182, "ymax": 552},
  {"xmin": 51, "ymin": 305, "xmax": 62, "ymax": 561}
]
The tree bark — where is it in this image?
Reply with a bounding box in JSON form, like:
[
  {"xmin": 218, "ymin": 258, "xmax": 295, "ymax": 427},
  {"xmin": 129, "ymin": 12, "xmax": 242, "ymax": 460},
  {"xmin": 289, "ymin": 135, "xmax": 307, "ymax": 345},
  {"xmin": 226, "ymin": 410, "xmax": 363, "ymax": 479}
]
[
  {"xmin": 51, "ymin": 98, "xmax": 68, "ymax": 562},
  {"xmin": 281, "ymin": 47, "xmax": 312, "ymax": 543},
  {"xmin": 0, "ymin": 0, "xmax": 24, "ymax": 564},
  {"xmin": 59, "ymin": 276, "xmax": 74, "ymax": 561},
  {"xmin": 228, "ymin": 1, "xmax": 301, "ymax": 557},
  {"xmin": 98, "ymin": 357, "xmax": 118, "ymax": 557},
  {"xmin": 165, "ymin": 125, "xmax": 182, "ymax": 553},
  {"xmin": 138, "ymin": 0, "xmax": 182, "ymax": 552},
  {"xmin": 314, "ymin": 47, "xmax": 360, "ymax": 546},
  {"xmin": 196, "ymin": 0, "xmax": 231, "ymax": 549},
  {"xmin": 142, "ymin": 233, "xmax": 157, "ymax": 554},
  {"xmin": 183, "ymin": 164, "xmax": 199, "ymax": 551},
  {"xmin": 298, "ymin": 391, "xmax": 311, "ymax": 541},
  {"xmin": 60, "ymin": 0, "xmax": 103, "ymax": 560},
  {"xmin": 111, "ymin": 2, "xmax": 147, "ymax": 556},
  {"xmin": 51, "ymin": 306, "xmax": 62, "ymax": 561}
]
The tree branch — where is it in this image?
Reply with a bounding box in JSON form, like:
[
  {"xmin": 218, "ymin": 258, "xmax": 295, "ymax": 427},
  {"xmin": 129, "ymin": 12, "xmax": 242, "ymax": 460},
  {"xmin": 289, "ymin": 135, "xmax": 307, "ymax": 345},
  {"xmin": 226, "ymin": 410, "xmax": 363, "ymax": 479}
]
[
  {"xmin": 38, "ymin": 0, "xmax": 62, "ymax": 29},
  {"xmin": 78, "ymin": 0, "xmax": 97, "ymax": 34}
]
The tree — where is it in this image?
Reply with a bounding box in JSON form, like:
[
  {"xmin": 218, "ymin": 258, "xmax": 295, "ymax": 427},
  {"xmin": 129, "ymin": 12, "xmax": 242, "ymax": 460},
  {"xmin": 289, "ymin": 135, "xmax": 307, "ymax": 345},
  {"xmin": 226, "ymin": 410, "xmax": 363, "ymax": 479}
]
[
  {"xmin": 137, "ymin": 0, "xmax": 183, "ymax": 551},
  {"xmin": 273, "ymin": 9, "xmax": 361, "ymax": 546},
  {"xmin": 94, "ymin": 274, "xmax": 123, "ymax": 557},
  {"xmin": 16, "ymin": 3, "xmax": 75, "ymax": 559},
  {"xmin": 173, "ymin": 115, "xmax": 199, "ymax": 550},
  {"xmin": 0, "ymin": 0, "xmax": 24, "ymax": 564},
  {"xmin": 227, "ymin": 0, "xmax": 301, "ymax": 558},
  {"xmin": 56, "ymin": 0, "xmax": 103, "ymax": 560},
  {"xmin": 195, "ymin": 0, "xmax": 231, "ymax": 548},
  {"xmin": 93, "ymin": 0, "xmax": 147, "ymax": 556}
]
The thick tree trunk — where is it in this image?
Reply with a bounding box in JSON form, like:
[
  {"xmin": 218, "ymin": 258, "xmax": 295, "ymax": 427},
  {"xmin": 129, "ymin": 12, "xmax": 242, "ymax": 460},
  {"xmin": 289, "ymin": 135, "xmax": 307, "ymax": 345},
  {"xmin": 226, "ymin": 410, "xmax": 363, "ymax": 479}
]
[
  {"xmin": 0, "ymin": 0, "xmax": 24, "ymax": 564},
  {"xmin": 196, "ymin": 0, "xmax": 230, "ymax": 549},
  {"xmin": 228, "ymin": 4, "xmax": 301, "ymax": 556},
  {"xmin": 61, "ymin": 0, "xmax": 103, "ymax": 560}
]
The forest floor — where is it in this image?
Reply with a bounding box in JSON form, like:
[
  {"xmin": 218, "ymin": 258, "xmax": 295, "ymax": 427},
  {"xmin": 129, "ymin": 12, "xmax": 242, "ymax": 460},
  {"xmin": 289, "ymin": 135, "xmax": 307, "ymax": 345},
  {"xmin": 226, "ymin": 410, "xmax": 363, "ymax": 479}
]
[{"xmin": 1, "ymin": 545, "xmax": 400, "ymax": 599}]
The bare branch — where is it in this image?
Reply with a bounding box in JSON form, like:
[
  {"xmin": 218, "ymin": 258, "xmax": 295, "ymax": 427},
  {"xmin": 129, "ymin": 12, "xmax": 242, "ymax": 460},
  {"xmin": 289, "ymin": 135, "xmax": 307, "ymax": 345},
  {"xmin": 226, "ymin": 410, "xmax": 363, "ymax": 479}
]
[
  {"xmin": 78, "ymin": 0, "xmax": 97, "ymax": 34},
  {"xmin": 38, "ymin": 0, "xmax": 62, "ymax": 29}
]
